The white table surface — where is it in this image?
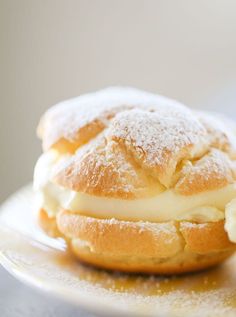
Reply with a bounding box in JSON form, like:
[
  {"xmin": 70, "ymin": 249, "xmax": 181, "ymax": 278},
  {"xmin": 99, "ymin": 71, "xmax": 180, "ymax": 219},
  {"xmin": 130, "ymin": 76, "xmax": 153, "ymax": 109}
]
[{"xmin": 0, "ymin": 266, "xmax": 96, "ymax": 317}]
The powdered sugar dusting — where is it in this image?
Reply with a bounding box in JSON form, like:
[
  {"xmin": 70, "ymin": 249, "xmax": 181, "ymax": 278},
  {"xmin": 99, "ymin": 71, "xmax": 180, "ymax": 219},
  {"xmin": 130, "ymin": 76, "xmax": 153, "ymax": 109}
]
[
  {"xmin": 198, "ymin": 110, "xmax": 236, "ymax": 157},
  {"xmin": 84, "ymin": 216, "xmax": 177, "ymax": 245},
  {"xmin": 85, "ymin": 215, "xmax": 176, "ymax": 233},
  {"xmin": 39, "ymin": 87, "xmax": 236, "ymax": 196},
  {"xmin": 108, "ymin": 108, "xmax": 209, "ymax": 186},
  {"xmin": 180, "ymin": 222, "xmax": 208, "ymax": 229},
  {"xmin": 175, "ymin": 148, "xmax": 235, "ymax": 195},
  {"xmin": 39, "ymin": 87, "xmax": 185, "ymax": 149}
]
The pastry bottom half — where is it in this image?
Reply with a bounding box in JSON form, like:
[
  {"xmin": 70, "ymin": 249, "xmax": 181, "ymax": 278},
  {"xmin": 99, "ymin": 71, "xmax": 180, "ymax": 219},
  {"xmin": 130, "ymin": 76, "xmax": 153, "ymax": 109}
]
[{"xmin": 39, "ymin": 208, "xmax": 236, "ymax": 275}]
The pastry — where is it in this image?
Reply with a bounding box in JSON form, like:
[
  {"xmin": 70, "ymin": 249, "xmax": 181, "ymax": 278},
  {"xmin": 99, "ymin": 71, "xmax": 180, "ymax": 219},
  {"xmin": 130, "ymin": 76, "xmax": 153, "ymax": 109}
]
[{"xmin": 34, "ymin": 87, "xmax": 236, "ymax": 274}]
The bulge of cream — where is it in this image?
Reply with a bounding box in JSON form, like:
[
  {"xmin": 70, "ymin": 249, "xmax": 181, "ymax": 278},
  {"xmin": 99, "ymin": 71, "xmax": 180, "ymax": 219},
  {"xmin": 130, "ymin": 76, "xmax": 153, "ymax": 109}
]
[
  {"xmin": 33, "ymin": 149, "xmax": 71, "ymax": 217},
  {"xmin": 225, "ymin": 199, "xmax": 236, "ymax": 243}
]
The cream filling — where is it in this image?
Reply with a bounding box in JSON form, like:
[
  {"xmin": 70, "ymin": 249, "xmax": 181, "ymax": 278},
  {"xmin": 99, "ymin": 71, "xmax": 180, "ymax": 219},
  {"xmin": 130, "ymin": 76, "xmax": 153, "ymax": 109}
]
[
  {"xmin": 225, "ymin": 199, "xmax": 236, "ymax": 243},
  {"xmin": 34, "ymin": 151, "xmax": 236, "ymax": 243}
]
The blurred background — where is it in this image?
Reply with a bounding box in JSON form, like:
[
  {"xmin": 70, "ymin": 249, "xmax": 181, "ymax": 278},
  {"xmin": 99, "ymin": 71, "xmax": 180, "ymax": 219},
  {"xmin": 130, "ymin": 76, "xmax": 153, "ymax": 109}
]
[{"xmin": 1, "ymin": 0, "xmax": 236, "ymax": 202}]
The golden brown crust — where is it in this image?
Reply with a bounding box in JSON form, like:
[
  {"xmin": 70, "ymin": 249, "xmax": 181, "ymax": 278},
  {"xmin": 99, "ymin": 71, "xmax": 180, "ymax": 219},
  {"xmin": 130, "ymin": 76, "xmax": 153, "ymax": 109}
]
[
  {"xmin": 53, "ymin": 136, "xmax": 163, "ymax": 199},
  {"xmin": 37, "ymin": 90, "xmax": 133, "ymax": 152},
  {"xmin": 36, "ymin": 209, "xmax": 236, "ymax": 275},
  {"xmin": 175, "ymin": 149, "xmax": 236, "ymax": 195},
  {"xmin": 38, "ymin": 208, "xmax": 61, "ymax": 237},
  {"xmin": 70, "ymin": 243, "xmax": 232, "ymax": 275},
  {"xmin": 37, "ymin": 88, "xmax": 236, "ymax": 198},
  {"xmin": 179, "ymin": 221, "xmax": 236, "ymax": 253},
  {"xmin": 53, "ymin": 144, "xmax": 236, "ymax": 198},
  {"xmin": 40, "ymin": 207, "xmax": 233, "ymax": 274},
  {"xmin": 56, "ymin": 210, "xmax": 183, "ymax": 259}
]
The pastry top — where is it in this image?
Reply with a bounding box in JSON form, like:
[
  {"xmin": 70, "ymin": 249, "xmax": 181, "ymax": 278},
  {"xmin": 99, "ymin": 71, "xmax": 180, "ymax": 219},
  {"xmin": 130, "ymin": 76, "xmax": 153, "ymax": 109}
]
[{"xmin": 37, "ymin": 87, "xmax": 236, "ymax": 199}]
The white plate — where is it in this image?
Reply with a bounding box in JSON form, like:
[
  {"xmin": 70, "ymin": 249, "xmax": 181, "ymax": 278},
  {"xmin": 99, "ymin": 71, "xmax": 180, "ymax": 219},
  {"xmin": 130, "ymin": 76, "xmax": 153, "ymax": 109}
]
[{"xmin": 1, "ymin": 185, "xmax": 236, "ymax": 317}]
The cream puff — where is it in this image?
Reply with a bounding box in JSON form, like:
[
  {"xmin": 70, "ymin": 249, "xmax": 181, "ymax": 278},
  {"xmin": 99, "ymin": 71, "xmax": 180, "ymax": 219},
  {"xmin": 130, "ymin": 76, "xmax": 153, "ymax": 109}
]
[{"xmin": 34, "ymin": 87, "xmax": 236, "ymax": 274}]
